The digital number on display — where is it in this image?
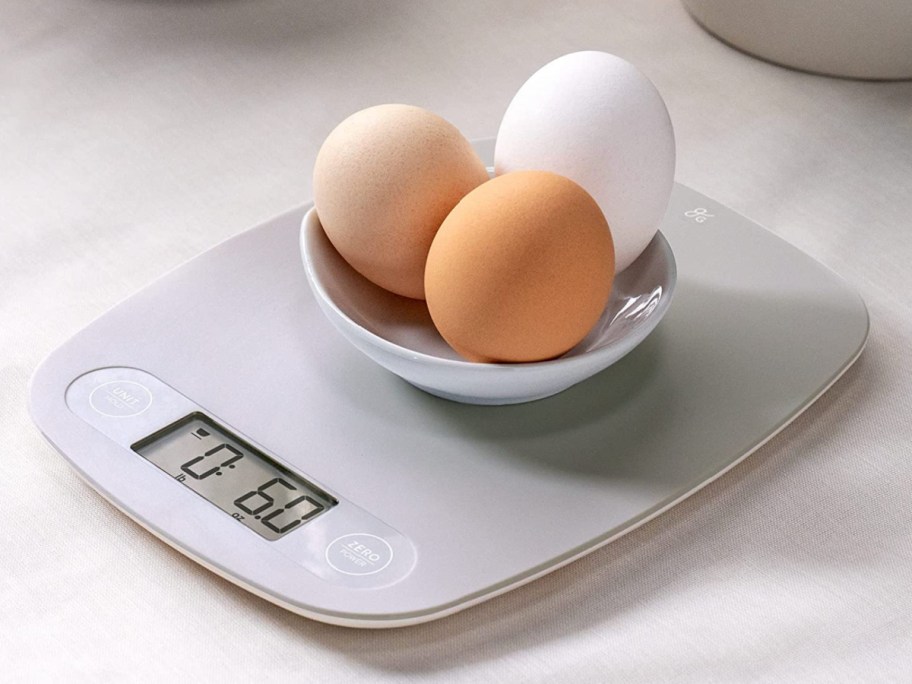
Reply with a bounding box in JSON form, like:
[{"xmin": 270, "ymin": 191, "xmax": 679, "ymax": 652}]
[{"xmin": 132, "ymin": 414, "xmax": 335, "ymax": 540}]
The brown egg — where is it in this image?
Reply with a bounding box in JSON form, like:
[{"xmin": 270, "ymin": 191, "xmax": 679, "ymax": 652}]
[
  {"xmin": 425, "ymin": 171, "xmax": 615, "ymax": 363},
  {"xmin": 313, "ymin": 104, "xmax": 489, "ymax": 300}
]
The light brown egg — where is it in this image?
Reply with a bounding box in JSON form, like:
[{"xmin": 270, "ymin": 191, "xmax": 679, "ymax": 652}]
[
  {"xmin": 313, "ymin": 104, "xmax": 489, "ymax": 300},
  {"xmin": 425, "ymin": 171, "xmax": 615, "ymax": 363}
]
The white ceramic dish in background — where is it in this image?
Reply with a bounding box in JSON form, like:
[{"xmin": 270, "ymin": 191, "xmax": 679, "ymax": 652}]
[
  {"xmin": 682, "ymin": 0, "xmax": 912, "ymax": 80},
  {"xmin": 300, "ymin": 204, "xmax": 676, "ymax": 405}
]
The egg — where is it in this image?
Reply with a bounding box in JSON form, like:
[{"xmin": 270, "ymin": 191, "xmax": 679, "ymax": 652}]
[
  {"xmin": 313, "ymin": 104, "xmax": 488, "ymax": 299},
  {"xmin": 425, "ymin": 171, "xmax": 615, "ymax": 363},
  {"xmin": 494, "ymin": 51, "xmax": 675, "ymax": 273}
]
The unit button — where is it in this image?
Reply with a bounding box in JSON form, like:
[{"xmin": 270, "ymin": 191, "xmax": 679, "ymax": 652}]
[
  {"xmin": 325, "ymin": 533, "xmax": 394, "ymax": 576},
  {"xmin": 89, "ymin": 380, "xmax": 153, "ymax": 418}
]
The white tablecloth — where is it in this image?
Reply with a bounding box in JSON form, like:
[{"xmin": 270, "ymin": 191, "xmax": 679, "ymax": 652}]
[{"xmin": 3, "ymin": 1, "xmax": 911, "ymax": 681}]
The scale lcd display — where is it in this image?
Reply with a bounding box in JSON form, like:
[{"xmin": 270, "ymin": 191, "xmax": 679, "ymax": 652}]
[{"xmin": 132, "ymin": 413, "xmax": 335, "ymax": 541}]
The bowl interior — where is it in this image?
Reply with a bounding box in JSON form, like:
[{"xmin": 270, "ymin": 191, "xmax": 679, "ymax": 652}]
[{"xmin": 302, "ymin": 208, "xmax": 675, "ymax": 366}]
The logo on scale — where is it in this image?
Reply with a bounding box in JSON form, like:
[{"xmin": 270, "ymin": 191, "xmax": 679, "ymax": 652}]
[
  {"xmin": 684, "ymin": 207, "xmax": 714, "ymax": 223},
  {"xmin": 89, "ymin": 380, "xmax": 153, "ymax": 417}
]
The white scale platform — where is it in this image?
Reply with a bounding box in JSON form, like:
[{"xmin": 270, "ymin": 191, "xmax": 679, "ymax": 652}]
[{"xmin": 30, "ymin": 180, "xmax": 868, "ymax": 628}]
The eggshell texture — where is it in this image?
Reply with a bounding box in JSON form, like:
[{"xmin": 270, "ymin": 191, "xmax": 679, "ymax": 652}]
[
  {"xmin": 313, "ymin": 104, "xmax": 489, "ymax": 299},
  {"xmin": 425, "ymin": 171, "xmax": 615, "ymax": 363},
  {"xmin": 495, "ymin": 51, "xmax": 675, "ymax": 273}
]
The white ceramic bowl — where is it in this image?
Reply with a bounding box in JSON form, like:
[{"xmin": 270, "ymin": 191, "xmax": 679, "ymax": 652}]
[
  {"xmin": 300, "ymin": 205, "xmax": 676, "ymax": 405},
  {"xmin": 682, "ymin": 0, "xmax": 912, "ymax": 80}
]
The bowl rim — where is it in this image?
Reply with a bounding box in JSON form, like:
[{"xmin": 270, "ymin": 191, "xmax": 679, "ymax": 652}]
[{"xmin": 300, "ymin": 205, "xmax": 676, "ymax": 373}]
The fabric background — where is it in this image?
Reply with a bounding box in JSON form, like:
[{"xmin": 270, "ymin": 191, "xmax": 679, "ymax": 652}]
[{"xmin": 2, "ymin": 1, "xmax": 911, "ymax": 681}]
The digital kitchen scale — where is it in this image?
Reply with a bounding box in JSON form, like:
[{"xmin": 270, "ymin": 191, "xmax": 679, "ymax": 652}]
[{"xmin": 29, "ymin": 179, "xmax": 868, "ymax": 628}]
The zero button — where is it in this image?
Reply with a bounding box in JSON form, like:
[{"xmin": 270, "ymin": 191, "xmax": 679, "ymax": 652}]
[{"xmin": 325, "ymin": 533, "xmax": 394, "ymax": 576}]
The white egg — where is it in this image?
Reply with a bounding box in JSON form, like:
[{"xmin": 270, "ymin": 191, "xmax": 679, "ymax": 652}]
[{"xmin": 495, "ymin": 51, "xmax": 675, "ymax": 273}]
